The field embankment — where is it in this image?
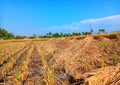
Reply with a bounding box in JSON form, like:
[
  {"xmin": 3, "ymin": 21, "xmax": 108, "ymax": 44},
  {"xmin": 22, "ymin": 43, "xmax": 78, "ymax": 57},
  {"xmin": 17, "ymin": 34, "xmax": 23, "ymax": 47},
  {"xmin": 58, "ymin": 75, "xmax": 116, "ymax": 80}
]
[{"xmin": 39, "ymin": 33, "xmax": 120, "ymax": 85}]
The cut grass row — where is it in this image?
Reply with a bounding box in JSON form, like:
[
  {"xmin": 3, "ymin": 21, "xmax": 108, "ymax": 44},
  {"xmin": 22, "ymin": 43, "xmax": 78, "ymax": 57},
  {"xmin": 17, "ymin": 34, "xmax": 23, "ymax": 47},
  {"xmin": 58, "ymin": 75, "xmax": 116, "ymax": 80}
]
[
  {"xmin": 0, "ymin": 42, "xmax": 33, "ymax": 84},
  {"xmin": 0, "ymin": 42, "xmax": 31, "ymax": 77},
  {"xmin": 0, "ymin": 42, "xmax": 28, "ymax": 65},
  {"xmin": 35, "ymin": 42, "xmax": 55, "ymax": 85},
  {"xmin": 14, "ymin": 44, "xmax": 34, "ymax": 84}
]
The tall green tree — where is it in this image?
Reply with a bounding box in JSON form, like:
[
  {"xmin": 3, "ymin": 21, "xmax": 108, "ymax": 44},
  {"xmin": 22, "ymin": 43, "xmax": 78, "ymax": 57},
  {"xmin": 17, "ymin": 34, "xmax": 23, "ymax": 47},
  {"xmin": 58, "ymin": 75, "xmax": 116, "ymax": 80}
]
[
  {"xmin": 53, "ymin": 33, "xmax": 60, "ymax": 38},
  {"xmin": 0, "ymin": 28, "xmax": 14, "ymax": 39}
]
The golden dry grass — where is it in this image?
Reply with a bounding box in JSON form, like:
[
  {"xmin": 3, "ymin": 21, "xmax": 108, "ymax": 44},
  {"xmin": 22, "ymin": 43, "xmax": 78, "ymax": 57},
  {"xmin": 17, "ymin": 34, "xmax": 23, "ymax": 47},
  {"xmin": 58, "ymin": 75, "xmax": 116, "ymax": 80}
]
[{"xmin": 0, "ymin": 32, "xmax": 120, "ymax": 85}]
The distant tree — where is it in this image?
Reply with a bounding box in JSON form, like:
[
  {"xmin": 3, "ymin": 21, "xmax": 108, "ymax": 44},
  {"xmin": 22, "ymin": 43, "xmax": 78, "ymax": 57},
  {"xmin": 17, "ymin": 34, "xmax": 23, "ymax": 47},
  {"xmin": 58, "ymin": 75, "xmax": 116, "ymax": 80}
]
[
  {"xmin": 90, "ymin": 29, "xmax": 93, "ymax": 34},
  {"xmin": 84, "ymin": 32, "xmax": 88, "ymax": 35},
  {"xmin": 60, "ymin": 32, "xmax": 63, "ymax": 37},
  {"xmin": 78, "ymin": 32, "xmax": 81, "ymax": 35},
  {"xmin": 53, "ymin": 33, "xmax": 60, "ymax": 38},
  {"xmin": 99, "ymin": 29, "xmax": 105, "ymax": 34},
  {"xmin": 15, "ymin": 35, "xmax": 24, "ymax": 39},
  {"xmin": 72, "ymin": 32, "xmax": 75, "ymax": 36},
  {"xmin": 39, "ymin": 35, "xmax": 44, "ymax": 38},
  {"xmin": 72, "ymin": 32, "xmax": 81, "ymax": 36},
  {"xmin": 29, "ymin": 34, "xmax": 37, "ymax": 39},
  {"xmin": 7, "ymin": 33, "xmax": 14, "ymax": 39},
  {"xmin": 68, "ymin": 33, "xmax": 71, "ymax": 37},
  {"xmin": 82, "ymin": 31, "xmax": 91, "ymax": 35},
  {"xmin": 47, "ymin": 32, "xmax": 52, "ymax": 38},
  {"xmin": 0, "ymin": 28, "xmax": 8, "ymax": 38},
  {"xmin": 82, "ymin": 32, "xmax": 85, "ymax": 35},
  {"xmin": 0, "ymin": 28, "xmax": 14, "ymax": 39},
  {"xmin": 63, "ymin": 33, "xmax": 69, "ymax": 37},
  {"xmin": 33, "ymin": 34, "xmax": 37, "ymax": 38}
]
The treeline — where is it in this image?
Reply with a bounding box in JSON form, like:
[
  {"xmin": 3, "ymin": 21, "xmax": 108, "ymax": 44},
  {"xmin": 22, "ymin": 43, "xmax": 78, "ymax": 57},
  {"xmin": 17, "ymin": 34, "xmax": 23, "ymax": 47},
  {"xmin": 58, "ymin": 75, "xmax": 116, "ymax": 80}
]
[
  {"xmin": 0, "ymin": 27, "xmax": 106, "ymax": 39},
  {"xmin": 0, "ymin": 28, "xmax": 25, "ymax": 39},
  {"xmin": 39, "ymin": 29, "xmax": 106, "ymax": 38},
  {"xmin": 39, "ymin": 32, "xmax": 92, "ymax": 38}
]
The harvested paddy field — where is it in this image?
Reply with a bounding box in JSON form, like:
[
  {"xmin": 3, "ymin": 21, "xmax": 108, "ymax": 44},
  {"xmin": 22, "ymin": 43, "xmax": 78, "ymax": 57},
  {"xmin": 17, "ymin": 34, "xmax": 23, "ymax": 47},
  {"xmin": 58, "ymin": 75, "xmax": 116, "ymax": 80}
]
[{"xmin": 0, "ymin": 33, "xmax": 120, "ymax": 85}]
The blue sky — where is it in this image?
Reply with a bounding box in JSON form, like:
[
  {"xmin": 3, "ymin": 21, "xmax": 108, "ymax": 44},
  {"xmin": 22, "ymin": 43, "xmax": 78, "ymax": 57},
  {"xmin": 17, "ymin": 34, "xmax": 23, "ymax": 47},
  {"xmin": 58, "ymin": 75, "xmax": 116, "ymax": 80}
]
[{"xmin": 0, "ymin": 0, "xmax": 120, "ymax": 35}]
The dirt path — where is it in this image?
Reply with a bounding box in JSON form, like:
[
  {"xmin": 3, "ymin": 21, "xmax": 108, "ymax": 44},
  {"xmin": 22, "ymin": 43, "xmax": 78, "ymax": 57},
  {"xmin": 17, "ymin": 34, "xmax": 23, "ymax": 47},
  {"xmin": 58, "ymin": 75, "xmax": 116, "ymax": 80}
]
[{"xmin": 24, "ymin": 45, "xmax": 44, "ymax": 85}]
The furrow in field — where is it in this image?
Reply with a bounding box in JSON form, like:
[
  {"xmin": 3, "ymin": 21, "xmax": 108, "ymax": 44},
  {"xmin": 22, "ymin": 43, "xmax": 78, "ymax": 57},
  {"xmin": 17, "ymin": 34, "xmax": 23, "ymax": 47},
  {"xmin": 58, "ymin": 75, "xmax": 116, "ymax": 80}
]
[
  {"xmin": 24, "ymin": 44, "xmax": 43, "ymax": 85},
  {"xmin": 0, "ymin": 43, "xmax": 32, "ymax": 84},
  {"xmin": 0, "ymin": 43, "xmax": 28, "ymax": 67},
  {"xmin": 0, "ymin": 42, "xmax": 28, "ymax": 66},
  {"xmin": 3, "ymin": 43, "xmax": 33, "ymax": 85}
]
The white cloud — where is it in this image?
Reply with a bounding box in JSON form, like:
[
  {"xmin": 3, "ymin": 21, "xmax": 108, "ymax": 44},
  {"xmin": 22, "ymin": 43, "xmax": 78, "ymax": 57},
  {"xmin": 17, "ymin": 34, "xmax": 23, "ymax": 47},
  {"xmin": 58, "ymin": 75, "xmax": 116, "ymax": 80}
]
[
  {"xmin": 44, "ymin": 15, "xmax": 120, "ymax": 33},
  {"xmin": 80, "ymin": 15, "xmax": 120, "ymax": 24}
]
